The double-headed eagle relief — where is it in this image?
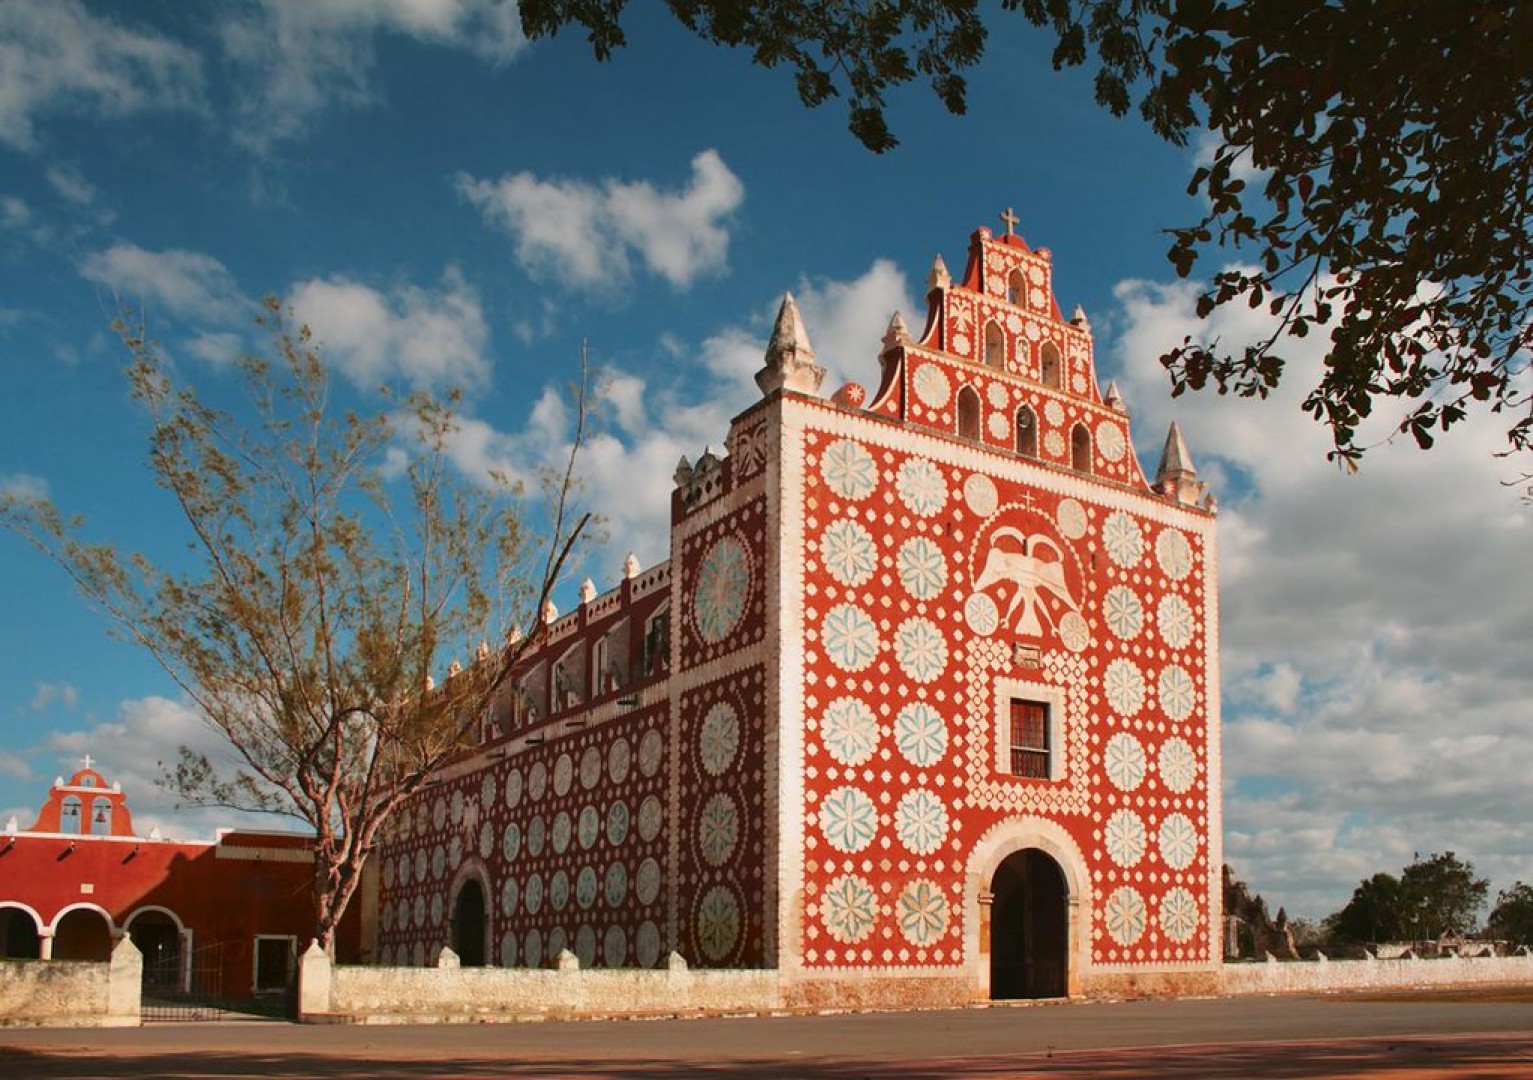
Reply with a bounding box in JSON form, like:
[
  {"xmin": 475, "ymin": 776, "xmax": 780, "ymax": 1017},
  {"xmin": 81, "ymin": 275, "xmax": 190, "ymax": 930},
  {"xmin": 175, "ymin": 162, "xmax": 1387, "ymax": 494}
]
[{"xmin": 971, "ymin": 519, "xmax": 1082, "ymax": 639}]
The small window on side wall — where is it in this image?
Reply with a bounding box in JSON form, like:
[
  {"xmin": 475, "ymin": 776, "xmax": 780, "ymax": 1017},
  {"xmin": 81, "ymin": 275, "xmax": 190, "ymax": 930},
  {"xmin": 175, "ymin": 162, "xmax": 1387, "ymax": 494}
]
[{"xmin": 643, "ymin": 605, "xmax": 671, "ymax": 676}]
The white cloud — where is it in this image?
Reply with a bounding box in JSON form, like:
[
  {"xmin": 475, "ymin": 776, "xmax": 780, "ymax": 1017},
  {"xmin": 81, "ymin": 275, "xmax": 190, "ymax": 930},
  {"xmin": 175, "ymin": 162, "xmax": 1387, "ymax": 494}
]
[
  {"xmin": 1235, "ymin": 663, "xmax": 1302, "ymax": 713},
  {"xmin": 0, "ymin": 194, "xmax": 51, "ymax": 245},
  {"xmin": 1192, "ymin": 129, "xmax": 1266, "ymax": 190},
  {"xmin": 289, "ymin": 265, "xmax": 490, "ymax": 391},
  {"xmin": 26, "ymin": 682, "xmax": 78, "ymax": 713},
  {"xmin": 431, "ymin": 261, "xmax": 914, "ymax": 589},
  {"xmin": 792, "ymin": 258, "xmax": 915, "ymax": 392},
  {"xmin": 1, "ymin": 471, "xmax": 48, "ymax": 500},
  {"xmin": 0, "ymin": 0, "xmax": 203, "ymax": 151},
  {"xmin": 185, "ymin": 331, "xmax": 243, "ymax": 366},
  {"xmin": 222, "ymin": 0, "xmax": 525, "ymax": 153},
  {"xmin": 44, "ymin": 694, "xmax": 287, "ymax": 839},
  {"xmin": 1, "ymin": 195, "xmax": 31, "ymax": 231},
  {"xmin": 78, "ymin": 242, "xmax": 245, "ymax": 323},
  {"xmin": 457, "ymin": 150, "xmax": 745, "ymax": 291},
  {"xmin": 44, "ymin": 163, "xmax": 95, "ymax": 206},
  {"xmin": 0, "ymin": 750, "xmax": 31, "ymax": 783},
  {"xmin": 1107, "ymin": 271, "xmax": 1533, "ymax": 918}
]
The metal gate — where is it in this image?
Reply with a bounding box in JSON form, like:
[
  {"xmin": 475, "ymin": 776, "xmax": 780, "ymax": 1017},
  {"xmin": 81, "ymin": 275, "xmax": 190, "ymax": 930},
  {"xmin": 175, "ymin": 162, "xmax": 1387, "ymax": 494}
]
[{"xmin": 141, "ymin": 941, "xmax": 295, "ymax": 1022}]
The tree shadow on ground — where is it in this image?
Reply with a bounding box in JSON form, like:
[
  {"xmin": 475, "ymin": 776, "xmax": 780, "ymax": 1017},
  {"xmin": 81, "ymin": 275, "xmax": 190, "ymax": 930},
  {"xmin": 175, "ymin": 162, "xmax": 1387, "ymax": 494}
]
[{"xmin": 3, "ymin": 1036, "xmax": 1533, "ymax": 1079}]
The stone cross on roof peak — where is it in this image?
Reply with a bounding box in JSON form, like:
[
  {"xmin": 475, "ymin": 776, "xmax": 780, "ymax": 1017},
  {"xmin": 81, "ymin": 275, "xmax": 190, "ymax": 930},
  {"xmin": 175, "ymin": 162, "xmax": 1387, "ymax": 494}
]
[
  {"xmin": 999, "ymin": 207, "xmax": 1020, "ymax": 236},
  {"xmin": 79, "ymin": 754, "xmax": 94, "ymax": 771}
]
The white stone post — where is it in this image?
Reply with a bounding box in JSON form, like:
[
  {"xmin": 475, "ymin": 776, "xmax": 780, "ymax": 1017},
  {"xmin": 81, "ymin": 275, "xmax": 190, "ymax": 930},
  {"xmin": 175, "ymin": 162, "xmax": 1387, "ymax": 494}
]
[
  {"xmin": 104, "ymin": 935, "xmax": 142, "ymax": 1026},
  {"xmin": 297, "ymin": 940, "xmax": 333, "ymax": 1021}
]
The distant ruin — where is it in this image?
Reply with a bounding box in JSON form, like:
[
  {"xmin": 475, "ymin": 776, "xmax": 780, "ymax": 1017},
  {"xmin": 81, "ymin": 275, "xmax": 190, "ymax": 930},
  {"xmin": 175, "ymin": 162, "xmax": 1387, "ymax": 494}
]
[{"xmin": 1222, "ymin": 865, "xmax": 1298, "ymax": 960}]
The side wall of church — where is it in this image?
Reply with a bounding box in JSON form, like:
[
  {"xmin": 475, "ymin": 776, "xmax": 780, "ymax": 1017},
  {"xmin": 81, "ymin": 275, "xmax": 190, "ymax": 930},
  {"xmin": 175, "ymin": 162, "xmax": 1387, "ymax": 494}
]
[
  {"xmin": 374, "ymin": 569, "xmax": 678, "ymax": 971},
  {"xmin": 375, "ymin": 404, "xmax": 782, "ymax": 973},
  {"xmin": 667, "ymin": 410, "xmax": 777, "ymax": 967}
]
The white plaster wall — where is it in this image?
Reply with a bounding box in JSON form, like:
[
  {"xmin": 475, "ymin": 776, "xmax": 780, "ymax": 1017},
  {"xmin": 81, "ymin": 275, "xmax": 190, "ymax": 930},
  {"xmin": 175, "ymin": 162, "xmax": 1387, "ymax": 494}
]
[
  {"xmin": 322, "ymin": 964, "xmax": 779, "ymax": 1020},
  {"xmin": 1221, "ymin": 955, "xmax": 1533, "ymax": 996},
  {"xmin": 305, "ymin": 954, "xmax": 1533, "ymax": 1021},
  {"xmin": 0, "ymin": 939, "xmax": 140, "ymax": 1028}
]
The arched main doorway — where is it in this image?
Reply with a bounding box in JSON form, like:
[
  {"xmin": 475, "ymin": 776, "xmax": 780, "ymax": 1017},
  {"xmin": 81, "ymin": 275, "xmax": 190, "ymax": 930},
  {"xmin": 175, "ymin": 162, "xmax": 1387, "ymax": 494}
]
[
  {"xmin": 990, "ymin": 849, "xmax": 1067, "ymax": 999},
  {"xmin": 451, "ymin": 879, "xmax": 487, "ymax": 967},
  {"xmin": 127, "ymin": 910, "xmax": 184, "ymax": 991},
  {"xmin": 0, "ymin": 906, "xmax": 41, "ymax": 958},
  {"xmin": 52, "ymin": 907, "xmax": 113, "ymax": 961}
]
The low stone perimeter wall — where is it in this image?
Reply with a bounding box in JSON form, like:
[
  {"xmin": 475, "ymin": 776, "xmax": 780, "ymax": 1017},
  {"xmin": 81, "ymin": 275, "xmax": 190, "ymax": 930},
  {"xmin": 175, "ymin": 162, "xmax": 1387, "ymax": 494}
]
[
  {"xmin": 1221, "ymin": 952, "xmax": 1533, "ymax": 997},
  {"xmin": 298, "ymin": 944, "xmax": 1533, "ymax": 1024},
  {"xmin": 299, "ymin": 944, "xmax": 778, "ymax": 1023},
  {"xmin": 0, "ymin": 937, "xmax": 142, "ymax": 1027}
]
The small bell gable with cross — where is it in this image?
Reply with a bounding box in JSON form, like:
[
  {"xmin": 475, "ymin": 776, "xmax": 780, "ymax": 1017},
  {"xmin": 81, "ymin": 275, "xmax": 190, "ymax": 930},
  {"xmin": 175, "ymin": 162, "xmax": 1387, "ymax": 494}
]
[{"xmin": 27, "ymin": 758, "xmax": 137, "ymax": 837}]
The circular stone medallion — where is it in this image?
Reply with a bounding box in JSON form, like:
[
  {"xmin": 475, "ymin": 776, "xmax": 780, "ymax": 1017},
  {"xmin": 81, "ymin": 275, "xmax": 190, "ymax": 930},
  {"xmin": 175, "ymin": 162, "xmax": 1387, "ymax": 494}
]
[{"xmin": 693, "ymin": 535, "xmax": 751, "ymax": 644}]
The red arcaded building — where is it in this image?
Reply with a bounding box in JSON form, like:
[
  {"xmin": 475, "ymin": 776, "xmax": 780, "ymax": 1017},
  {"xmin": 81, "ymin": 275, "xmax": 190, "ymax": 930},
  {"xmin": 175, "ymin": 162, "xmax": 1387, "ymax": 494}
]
[
  {"xmin": 0, "ymin": 761, "xmax": 359, "ymax": 1003},
  {"xmin": 373, "ymin": 217, "xmax": 1222, "ymax": 1004}
]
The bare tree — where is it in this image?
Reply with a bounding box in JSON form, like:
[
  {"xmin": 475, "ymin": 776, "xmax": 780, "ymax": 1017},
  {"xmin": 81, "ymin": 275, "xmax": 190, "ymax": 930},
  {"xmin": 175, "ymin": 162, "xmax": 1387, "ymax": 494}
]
[{"xmin": 1, "ymin": 299, "xmax": 591, "ymax": 953}]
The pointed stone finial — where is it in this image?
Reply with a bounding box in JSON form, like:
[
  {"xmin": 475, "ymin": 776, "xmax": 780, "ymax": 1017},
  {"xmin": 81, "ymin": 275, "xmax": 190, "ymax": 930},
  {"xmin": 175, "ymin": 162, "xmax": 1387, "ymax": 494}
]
[
  {"xmin": 476, "ymin": 640, "xmax": 490, "ymax": 663},
  {"xmin": 424, "ymin": 673, "xmax": 436, "ymax": 692},
  {"xmin": 623, "ymin": 552, "xmax": 641, "ymax": 580},
  {"xmin": 1158, "ymin": 421, "xmax": 1195, "ymax": 477},
  {"xmin": 4, "ymin": 816, "xmax": 16, "ymax": 835},
  {"xmin": 506, "ymin": 624, "xmax": 525, "ymax": 646},
  {"xmin": 579, "ymin": 578, "xmax": 596, "ymax": 604},
  {"xmin": 882, "ymin": 310, "xmax": 909, "ymax": 350},
  {"xmin": 696, "ymin": 445, "xmax": 720, "ymax": 472},
  {"xmin": 541, "ymin": 598, "xmax": 558, "ymax": 624},
  {"xmin": 755, "ymin": 293, "xmax": 825, "ymax": 396},
  {"xmin": 447, "ymin": 659, "xmax": 462, "ymax": 679},
  {"xmin": 927, "ymin": 254, "xmax": 951, "ymax": 291},
  {"xmin": 1071, "ymin": 304, "xmax": 1091, "ymax": 332},
  {"xmin": 673, "ymin": 456, "xmax": 693, "ymax": 487},
  {"xmin": 1103, "ymin": 380, "xmax": 1128, "ymax": 414},
  {"xmin": 1156, "ymin": 422, "xmax": 1211, "ymax": 508}
]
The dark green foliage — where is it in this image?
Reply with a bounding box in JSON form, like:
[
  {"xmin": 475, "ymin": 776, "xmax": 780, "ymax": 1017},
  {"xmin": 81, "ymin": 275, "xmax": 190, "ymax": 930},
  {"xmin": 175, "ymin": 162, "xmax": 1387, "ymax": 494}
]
[
  {"xmin": 1397, "ymin": 850, "xmax": 1491, "ymax": 940},
  {"xmin": 1486, "ymin": 882, "xmax": 1533, "ymax": 948},
  {"xmin": 1327, "ymin": 852, "xmax": 1490, "ymax": 945},
  {"xmin": 1325, "ymin": 872, "xmax": 1405, "ymax": 945}
]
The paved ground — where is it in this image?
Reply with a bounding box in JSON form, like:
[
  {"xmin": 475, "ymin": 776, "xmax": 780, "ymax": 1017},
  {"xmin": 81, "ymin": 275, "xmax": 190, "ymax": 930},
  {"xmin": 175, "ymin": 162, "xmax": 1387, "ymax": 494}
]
[{"xmin": 4, "ymin": 991, "xmax": 1533, "ymax": 1078}]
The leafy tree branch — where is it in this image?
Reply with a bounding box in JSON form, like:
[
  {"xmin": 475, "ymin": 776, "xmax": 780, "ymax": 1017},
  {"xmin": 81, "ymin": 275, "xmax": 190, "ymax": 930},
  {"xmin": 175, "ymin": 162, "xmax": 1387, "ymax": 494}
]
[{"xmin": 1, "ymin": 299, "xmax": 593, "ymax": 951}]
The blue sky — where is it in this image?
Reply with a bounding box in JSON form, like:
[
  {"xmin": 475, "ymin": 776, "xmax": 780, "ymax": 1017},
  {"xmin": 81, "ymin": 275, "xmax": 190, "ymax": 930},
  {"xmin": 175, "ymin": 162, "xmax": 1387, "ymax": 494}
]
[{"xmin": 2, "ymin": 1, "xmax": 1529, "ymax": 921}]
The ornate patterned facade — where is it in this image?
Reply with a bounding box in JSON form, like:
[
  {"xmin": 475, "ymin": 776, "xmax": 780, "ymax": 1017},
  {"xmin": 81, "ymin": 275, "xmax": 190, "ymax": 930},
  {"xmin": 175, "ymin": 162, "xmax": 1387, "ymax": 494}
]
[{"xmin": 373, "ymin": 221, "xmax": 1222, "ymax": 1002}]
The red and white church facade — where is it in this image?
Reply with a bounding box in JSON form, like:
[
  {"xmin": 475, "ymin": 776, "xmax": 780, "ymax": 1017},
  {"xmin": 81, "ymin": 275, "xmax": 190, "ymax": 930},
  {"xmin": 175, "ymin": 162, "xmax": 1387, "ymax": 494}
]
[{"xmin": 374, "ymin": 219, "xmax": 1222, "ymax": 1003}]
